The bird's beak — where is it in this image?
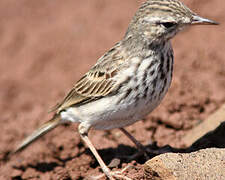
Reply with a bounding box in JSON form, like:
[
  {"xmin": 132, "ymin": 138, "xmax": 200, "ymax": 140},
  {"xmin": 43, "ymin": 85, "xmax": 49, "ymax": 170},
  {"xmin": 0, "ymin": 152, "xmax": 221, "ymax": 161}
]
[{"xmin": 191, "ymin": 15, "xmax": 219, "ymax": 25}]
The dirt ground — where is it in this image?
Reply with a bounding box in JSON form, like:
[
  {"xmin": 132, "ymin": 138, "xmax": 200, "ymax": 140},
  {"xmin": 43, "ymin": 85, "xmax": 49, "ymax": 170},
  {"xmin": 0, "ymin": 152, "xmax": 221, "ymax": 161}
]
[{"xmin": 0, "ymin": 0, "xmax": 224, "ymax": 179}]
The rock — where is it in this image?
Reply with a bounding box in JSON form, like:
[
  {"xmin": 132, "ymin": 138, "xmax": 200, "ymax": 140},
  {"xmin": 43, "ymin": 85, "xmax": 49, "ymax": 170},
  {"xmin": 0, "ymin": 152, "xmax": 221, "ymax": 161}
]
[
  {"xmin": 144, "ymin": 148, "xmax": 225, "ymax": 180},
  {"xmin": 182, "ymin": 104, "xmax": 225, "ymax": 147}
]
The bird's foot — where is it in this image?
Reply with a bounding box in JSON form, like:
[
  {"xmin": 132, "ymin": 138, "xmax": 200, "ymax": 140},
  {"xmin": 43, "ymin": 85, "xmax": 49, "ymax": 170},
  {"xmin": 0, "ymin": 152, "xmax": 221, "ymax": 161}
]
[
  {"xmin": 87, "ymin": 165, "xmax": 132, "ymax": 180},
  {"xmin": 118, "ymin": 145, "xmax": 172, "ymax": 162},
  {"xmin": 118, "ymin": 149, "xmax": 150, "ymax": 162}
]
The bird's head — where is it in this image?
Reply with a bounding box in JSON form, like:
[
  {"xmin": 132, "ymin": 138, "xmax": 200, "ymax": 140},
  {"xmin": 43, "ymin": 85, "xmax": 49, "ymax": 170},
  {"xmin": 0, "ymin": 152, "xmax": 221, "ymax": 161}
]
[{"xmin": 126, "ymin": 0, "xmax": 218, "ymax": 44}]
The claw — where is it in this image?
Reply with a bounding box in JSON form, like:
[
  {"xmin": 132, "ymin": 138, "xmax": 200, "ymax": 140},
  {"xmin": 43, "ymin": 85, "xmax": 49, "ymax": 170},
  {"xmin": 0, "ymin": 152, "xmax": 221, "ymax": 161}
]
[{"xmin": 88, "ymin": 165, "xmax": 132, "ymax": 180}]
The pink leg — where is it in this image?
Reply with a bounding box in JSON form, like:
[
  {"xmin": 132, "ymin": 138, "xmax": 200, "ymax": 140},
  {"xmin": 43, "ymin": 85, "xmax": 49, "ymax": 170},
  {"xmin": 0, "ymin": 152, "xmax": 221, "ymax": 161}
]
[{"xmin": 78, "ymin": 123, "xmax": 131, "ymax": 180}]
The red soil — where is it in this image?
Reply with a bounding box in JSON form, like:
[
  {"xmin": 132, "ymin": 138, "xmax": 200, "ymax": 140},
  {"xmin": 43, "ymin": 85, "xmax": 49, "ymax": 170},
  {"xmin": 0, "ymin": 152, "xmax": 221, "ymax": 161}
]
[{"xmin": 0, "ymin": 0, "xmax": 224, "ymax": 179}]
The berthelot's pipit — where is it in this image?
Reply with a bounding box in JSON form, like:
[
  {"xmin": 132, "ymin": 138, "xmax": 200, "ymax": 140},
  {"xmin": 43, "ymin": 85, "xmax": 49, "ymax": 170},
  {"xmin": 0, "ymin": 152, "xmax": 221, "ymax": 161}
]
[{"xmin": 14, "ymin": 0, "xmax": 218, "ymax": 179}]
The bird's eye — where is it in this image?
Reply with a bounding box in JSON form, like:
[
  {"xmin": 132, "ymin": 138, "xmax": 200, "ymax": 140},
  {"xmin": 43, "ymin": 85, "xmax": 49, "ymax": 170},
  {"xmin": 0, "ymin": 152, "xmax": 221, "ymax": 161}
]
[{"xmin": 161, "ymin": 22, "xmax": 176, "ymax": 28}]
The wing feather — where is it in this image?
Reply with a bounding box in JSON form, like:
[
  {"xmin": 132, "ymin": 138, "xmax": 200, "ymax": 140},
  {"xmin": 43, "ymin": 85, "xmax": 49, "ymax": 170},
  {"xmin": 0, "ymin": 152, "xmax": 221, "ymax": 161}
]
[{"xmin": 52, "ymin": 42, "xmax": 126, "ymax": 113}]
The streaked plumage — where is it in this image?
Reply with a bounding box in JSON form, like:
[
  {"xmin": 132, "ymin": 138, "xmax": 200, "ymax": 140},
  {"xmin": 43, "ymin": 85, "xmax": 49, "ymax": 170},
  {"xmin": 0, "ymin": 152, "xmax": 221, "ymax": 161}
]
[{"xmin": 14, "ymin": 0, "xmax": 218, "ymax": 179}]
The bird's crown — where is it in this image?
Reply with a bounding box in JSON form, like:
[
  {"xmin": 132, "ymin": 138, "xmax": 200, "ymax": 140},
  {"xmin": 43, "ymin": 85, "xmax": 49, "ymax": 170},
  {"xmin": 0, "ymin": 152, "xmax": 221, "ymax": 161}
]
[{"xmin": 126, "ymin": 0, "xmax": 218, "ymax": 43}]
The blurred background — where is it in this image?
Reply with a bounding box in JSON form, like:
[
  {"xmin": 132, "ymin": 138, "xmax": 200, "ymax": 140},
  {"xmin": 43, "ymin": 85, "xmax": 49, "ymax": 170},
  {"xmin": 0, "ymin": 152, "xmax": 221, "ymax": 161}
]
[{"xmin": 0, "ymin": 0, "xmax": 224, "ymax": 179}]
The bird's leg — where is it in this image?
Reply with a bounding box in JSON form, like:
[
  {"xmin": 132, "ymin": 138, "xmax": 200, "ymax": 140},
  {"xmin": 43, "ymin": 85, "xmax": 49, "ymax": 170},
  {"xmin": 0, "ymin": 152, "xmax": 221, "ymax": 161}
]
[
  {"xmin": 119, "ymin": 128, "xmax": 149, "ymax": 160},
  {"xmin": 120, "ymin": 128, "xmax": 145, "ymax": 151},
  {"xmin": 78, "ymin": 123, "xmax": 131, "ymax": 180},
  {"xmin": 120, "ymin": 128, "xmax": 177, "ymax": 159}
]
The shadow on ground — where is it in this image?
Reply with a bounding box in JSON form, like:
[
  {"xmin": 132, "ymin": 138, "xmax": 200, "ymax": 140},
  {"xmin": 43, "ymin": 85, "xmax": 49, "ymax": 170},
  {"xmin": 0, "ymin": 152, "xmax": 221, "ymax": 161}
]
[{"xmin": 12, "ymin": 121, "xmax": 225, "ymax": 173}]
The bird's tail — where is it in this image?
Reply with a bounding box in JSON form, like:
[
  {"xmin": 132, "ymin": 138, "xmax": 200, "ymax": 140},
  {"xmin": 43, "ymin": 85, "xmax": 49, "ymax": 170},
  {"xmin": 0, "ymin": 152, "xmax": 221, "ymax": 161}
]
[{"xmin": 13, "ymin": 114, "xmax": 61, "ymax": 153}]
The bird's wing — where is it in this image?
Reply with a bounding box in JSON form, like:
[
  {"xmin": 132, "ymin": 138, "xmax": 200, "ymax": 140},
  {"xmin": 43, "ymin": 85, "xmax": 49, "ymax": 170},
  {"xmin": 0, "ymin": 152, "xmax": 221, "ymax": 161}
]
[{"xmin": 52, "ymin": 42, "xmax": 126, "ymax": 113}]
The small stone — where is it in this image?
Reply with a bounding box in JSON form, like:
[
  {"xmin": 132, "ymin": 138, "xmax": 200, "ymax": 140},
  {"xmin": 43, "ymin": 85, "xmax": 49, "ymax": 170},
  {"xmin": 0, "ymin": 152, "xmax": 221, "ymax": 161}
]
[
  {"xmin": 108, "ymin": 158, "xmax": 121, "ymax": 168},
  {"xmin": 11, "ymin": 169, "xmax": 22, "ymax": 178},
  {"xmin": 22, "ymin": 168, "xmax": 39, "ymax": 179}
]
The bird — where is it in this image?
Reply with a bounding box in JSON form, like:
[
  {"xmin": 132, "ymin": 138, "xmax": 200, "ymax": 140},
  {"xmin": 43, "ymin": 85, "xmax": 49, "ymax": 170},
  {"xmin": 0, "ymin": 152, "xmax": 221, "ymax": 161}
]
[{"xmin": 13, "ymin": 0, "xmax": 218, "ymax": 179}]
